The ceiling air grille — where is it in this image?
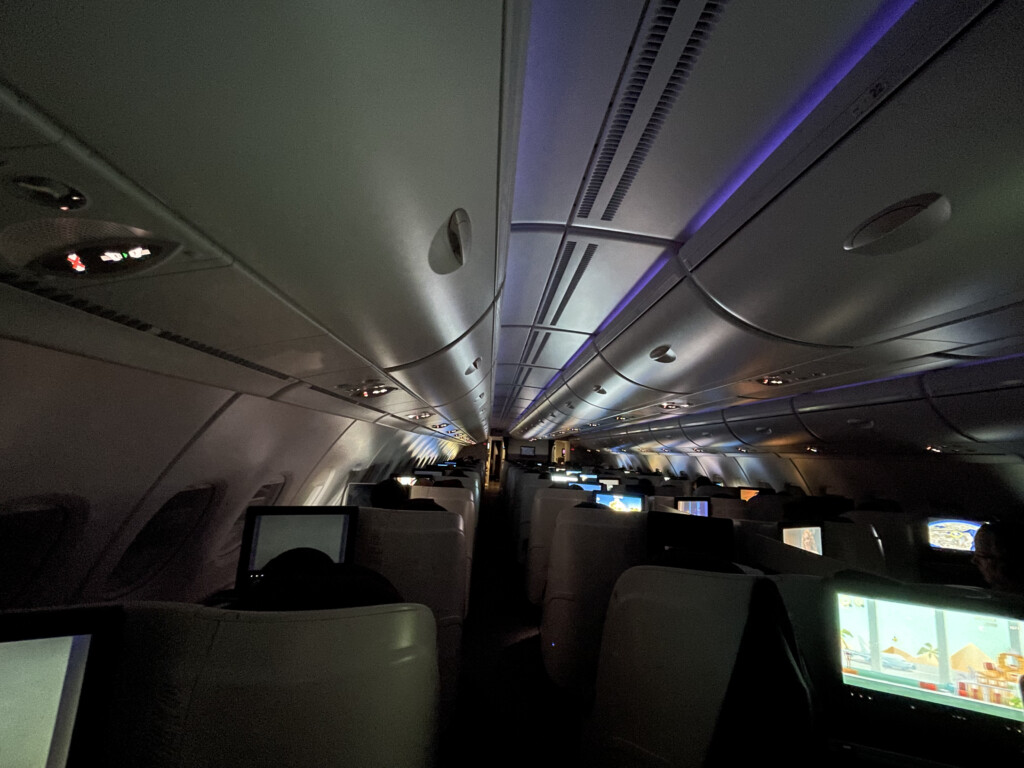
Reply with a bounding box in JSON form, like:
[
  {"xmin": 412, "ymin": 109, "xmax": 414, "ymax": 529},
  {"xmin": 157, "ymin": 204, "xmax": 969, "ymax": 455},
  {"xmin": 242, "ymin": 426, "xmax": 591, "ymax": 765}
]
[
  {"xmin": 550, "ymin": 243, "xmax": 597, "ymax": 324},
  {"xmin": 0, "ymin": 269, "xmax": 291, "ymax": 380},
  {"xmin": 602, "ymin": 1, "xmax": 729, "ymax": 221},
  {"xmin": 577, "ymin": 1, "xmax": 681, "ymax": 219}
]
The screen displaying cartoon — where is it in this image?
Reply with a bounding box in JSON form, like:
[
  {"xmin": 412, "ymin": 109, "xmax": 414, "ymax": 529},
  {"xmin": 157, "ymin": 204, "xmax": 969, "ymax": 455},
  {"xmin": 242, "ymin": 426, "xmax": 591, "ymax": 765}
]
[
  {"xmin": 738, "ymin": 487, "xmax": 761, "ymax": 502},
  {"xmin": 674, "ymin": 498, "xmax": 710, "ymax": 517},
  {"xmin": 594, "ymin": 493, "xmax": 644, "ymax": 512},
  {"xmin": 782, "ymin": 526, "xmax": 822, "ymax": 555},
  {"xmin": 927, "ymin": 519, "xmax": 983, "ymax": 552},
  {"xmin": 239, "ymin": 508, "xmax": 357, "ymax": 586},
  {"xmin": 837, "ymin": 592, "xmax": 1024, "ymax": 722},
  {"xmin": 0, "ymin": 634, "xmax": 91, "ymax": 768}
]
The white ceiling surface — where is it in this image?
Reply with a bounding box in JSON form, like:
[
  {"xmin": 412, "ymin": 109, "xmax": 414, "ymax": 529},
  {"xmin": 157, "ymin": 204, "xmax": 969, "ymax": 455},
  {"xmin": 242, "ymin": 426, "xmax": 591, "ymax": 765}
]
[
  {"xmin": 504, "ymin": 0, "xmax": 1024, "ymax": 442},
  {"xmin": 496, "ymin": 0, "xmax": 917, "ymax": 432}
]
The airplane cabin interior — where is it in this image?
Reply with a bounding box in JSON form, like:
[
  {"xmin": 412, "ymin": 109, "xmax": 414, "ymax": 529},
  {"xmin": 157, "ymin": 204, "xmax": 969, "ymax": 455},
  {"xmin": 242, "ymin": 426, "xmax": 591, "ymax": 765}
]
[{"xmin": 1, "ymin": 1, "xmax": 1024, "ymax": 766}]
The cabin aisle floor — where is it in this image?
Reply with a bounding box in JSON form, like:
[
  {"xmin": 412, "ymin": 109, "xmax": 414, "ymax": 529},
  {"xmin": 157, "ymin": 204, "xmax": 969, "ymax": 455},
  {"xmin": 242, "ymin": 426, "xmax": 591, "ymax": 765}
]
[{"xmin": 438, "ymin": 483, "xmax": 583, "ymax": 767}]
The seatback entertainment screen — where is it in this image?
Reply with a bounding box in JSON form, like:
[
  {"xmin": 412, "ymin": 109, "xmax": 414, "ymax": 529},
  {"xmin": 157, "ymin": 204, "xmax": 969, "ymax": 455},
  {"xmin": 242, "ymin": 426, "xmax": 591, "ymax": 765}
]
[
  {"xmin": 594, "ymin": 492, "xmax": 644, "ymax": 513},
  {"xmin": 837, "ymin": 591, "xmax": 1023, "ymax": 723},
  {"xmin": 927, "ymin": 518, "xmax": 983, "ymax": 552}
]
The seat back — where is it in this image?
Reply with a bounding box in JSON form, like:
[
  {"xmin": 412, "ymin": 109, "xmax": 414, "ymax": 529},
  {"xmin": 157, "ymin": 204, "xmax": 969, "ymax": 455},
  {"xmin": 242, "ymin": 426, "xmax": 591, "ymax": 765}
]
[
  {"xmin": 586, "ymin": 566, "xmax": 813, "ymax": 767},
  {"xmin": 354, "ymin": 506, "xmax": 466, "ymax": 720},
  {"xmin": 526, "ymin": 488, "xmax": 590, "ymax": 605},
  {"xmin": 823, "ymin": 521, "xmax": 886, "ymax": 574},
  {"xmin": 410, "ymin": 485, "xmax": 476, "ymax": 611},
  {"xmin": 541, "ymin": 507, "xmax": 647, "ymax": 693},
  {"xmin": 104, "ymin": 601, "xmax": 438, "ymax": 768}
]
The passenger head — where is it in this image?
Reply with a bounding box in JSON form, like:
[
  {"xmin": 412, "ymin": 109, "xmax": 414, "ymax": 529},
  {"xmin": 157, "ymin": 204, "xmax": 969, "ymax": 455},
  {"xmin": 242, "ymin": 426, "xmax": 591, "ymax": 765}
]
[
  {"xmin": 370, "ymin": 478, "xmax": 408, "ymax": 509},
  {"xmin": 972, "ymin": 521, "xmax": 1024, "ymax": 593},
  {"xmin": 249, "ymin": 547, "xmax": 403, "ymax": 610},
  {"xmin": 692, "ymin": 475, "xmax": 712, "ymax": 489}
]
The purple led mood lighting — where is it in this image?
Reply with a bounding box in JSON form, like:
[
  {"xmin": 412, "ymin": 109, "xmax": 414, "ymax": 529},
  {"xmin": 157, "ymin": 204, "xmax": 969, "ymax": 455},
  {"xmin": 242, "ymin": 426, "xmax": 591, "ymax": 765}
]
[
  {"xmin": 511, "ymin": 1, "xmax": 916, "ymax": 429},
  {"xmin": 683, "ymin": 0, "xmax": 917, "ymax": 238}
]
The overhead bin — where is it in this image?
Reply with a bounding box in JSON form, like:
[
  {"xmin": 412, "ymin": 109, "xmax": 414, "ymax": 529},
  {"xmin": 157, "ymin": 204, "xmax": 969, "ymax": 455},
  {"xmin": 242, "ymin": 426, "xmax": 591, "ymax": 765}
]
[
  {"xmin": 387, "ymin": 308, "xmax": 494, "ymax": 408},
  {"xmin": 679, "ymin": 412, "xmax": 743, "ymax": 452},
  {"xmin": 599, "ymin": 279, "xmax": 833, "ymax": 395},
  {"xmin": 924, "ymin": 355, "xmax": 1024, "ymax": 450},
  {"xmin": 690, "ymin": 3, "xmax": 1024, "ymax": 347},
  {"xmin": 725, "ymin": 399, "xmax": 819, "ymax": 450},
  {"xmin": 563, "ymin": 350, "xmax": 675, "ymax": 413}
]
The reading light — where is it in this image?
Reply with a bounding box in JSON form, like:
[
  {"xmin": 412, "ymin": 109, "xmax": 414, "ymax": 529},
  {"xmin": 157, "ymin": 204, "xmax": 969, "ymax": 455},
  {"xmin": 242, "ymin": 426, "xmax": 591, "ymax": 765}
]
[
  {"xmin": 8, "ymin": 175, "xmax": 87, "ymax": 210},
  {"xmin": 806, "ymin": 446, "xmax": 819, "ymax": 454},
  {"xmin": 587, "ymin": 423, "xmax": 599, "ymax": 427},
  {"xmin": 615, "ymin": 416, "xmax": 627, "ymax": 421},
  {"xmin": 926, "ymin": 445, "xmax": 943, "ymax": 453},
  {"xmin": 660, "ymin": 402, "xmax": 680, "ymax": 410},
  {"xmin": 760, "ymin": 376, "xmax": 788, "ymax": 386},
  {"xmin": 350, "ymin": 385, "xmax": 395, "ymax": 398},
  {"xmin": 432, "ymin": 423, "xmax": 449, "ymax": 429},
  {"xmin": 407, "ymin": 412, "xmax": 432, "ymax": 420}
]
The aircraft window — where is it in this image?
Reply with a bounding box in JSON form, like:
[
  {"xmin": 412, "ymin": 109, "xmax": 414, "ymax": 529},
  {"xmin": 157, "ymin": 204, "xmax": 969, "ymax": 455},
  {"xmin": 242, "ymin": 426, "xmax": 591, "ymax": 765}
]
[
  {"xmin": 0, "ymin": 495, "xmax": 87, "ymax": 608},
  {"xmin": 107, "ymin": 486, "xmax": 216, "ymax": 590}
]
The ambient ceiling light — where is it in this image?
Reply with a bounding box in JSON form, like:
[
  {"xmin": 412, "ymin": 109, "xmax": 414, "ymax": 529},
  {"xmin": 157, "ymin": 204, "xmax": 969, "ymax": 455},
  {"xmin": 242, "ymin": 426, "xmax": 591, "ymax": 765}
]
[
  {"xmin": 649, "ymin": 345, "xmax": 676, "ymax": 363},
  {"xmin": 843, "ymin": 193, "xmax": 951, "ymax": 256}
]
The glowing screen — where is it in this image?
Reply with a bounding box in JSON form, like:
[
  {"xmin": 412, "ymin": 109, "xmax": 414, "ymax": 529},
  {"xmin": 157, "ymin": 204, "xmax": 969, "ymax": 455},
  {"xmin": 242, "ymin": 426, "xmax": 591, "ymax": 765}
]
[
  {"xmin": 0, "ymin": 635, "xmax": 91, "ymax": 768},
  {"xmin": 928, "ymin": 519, "xmax": 983, "ymax": 552},
  {"xmin": 675, "ymin": 500, "xmax": 710, "ymax": 517},
  {"xmin": 837, "ymin": 593, "xmax": 1024, "ymax": 722},
  {"xmin": 595, "ymin": 493, "xmax": 643, "ymax": 513},
  {"xmin": 598, "ymin": 479, "xmax": 620, "ymax": 489},
  {"xmin": 249, "ymin": 513, "xmax": 351, "ymax": 570},
  {"xmin": 574, "ymin": 482, "xmax": 603, "ymax": 492},
  {"xmin": 783, "ymin": 526, "xmax": 822, "ymax": 555}
]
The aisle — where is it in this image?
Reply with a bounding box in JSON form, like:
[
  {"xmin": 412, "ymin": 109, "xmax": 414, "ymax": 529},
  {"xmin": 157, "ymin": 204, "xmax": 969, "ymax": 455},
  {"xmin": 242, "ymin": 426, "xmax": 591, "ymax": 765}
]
[{"xmin": 438, "ymin": 483, "xmax": 583, "ymax": 767}]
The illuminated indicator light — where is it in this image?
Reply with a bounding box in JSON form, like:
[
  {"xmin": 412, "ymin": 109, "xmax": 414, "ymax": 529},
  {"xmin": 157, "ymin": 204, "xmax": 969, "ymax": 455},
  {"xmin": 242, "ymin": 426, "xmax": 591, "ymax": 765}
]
[
  {"xmin": 760, "ymin": 377, "xmax": 787, "ymax": 386},
  {"xmin": 806, "ymin": 446, "xmax": 819, "ymax": 454},
  {"xmin": 660, "ymin": 402, "xmax": 679, "ymax": 410},
  {"xmin": 66, "ymin": 253, "xmax": 86, "ymax": 272},
  {"xmin": 59, "ymin": 206, "xmax": 70, "ymax": 211},
  {"xmin": 101, "ymin": 251, "xmax": 125, "ymax": 262},
  {"xmin": 926, "ymin": 445, "xmax": 942, "ymax": 453},
  {"xmin": 128, "ymin": 247, "xmax": 151, "ymax": 259},
  {"xmin": 615, "ymin": 416, "xmax": 627, "ymax": 421}
]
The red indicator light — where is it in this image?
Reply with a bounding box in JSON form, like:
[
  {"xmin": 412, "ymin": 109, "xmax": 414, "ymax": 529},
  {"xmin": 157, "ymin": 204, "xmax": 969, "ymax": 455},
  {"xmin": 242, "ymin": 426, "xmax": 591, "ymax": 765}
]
[{"xmin": 66, "ymin": 253, "xmax": 86, "ymax": 272}]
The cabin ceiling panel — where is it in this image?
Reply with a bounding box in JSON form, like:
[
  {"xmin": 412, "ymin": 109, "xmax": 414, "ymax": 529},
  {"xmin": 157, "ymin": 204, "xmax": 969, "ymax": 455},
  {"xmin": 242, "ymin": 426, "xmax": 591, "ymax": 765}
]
[
  {"xmin": 579, "ymin": 1, "xmax": 891, "ymax": 238},
  {"xmin": 501, "ymin": 231, "xmax": 565, "ymax": 326},
  {"xmin": 0, "ymin": 2, "xmax": 508, "ymax": 370},
  {"xmin": 540, "ymin": 239, "xmax": 669, "ymax": 333},
  {"xmin": 690, "ymin": 4, "xmax": 1024, "ymax": 347},
  {"xmin": 526, "ymin": 330, "xmax": 590, "ymax": 370},
  {"xmin": 512, "ymin": 0, "xmax": 642, "ymax": 224},
  {"xmin": 600, "ymin": 279, "xmax": 832, "ymax": 395},
  {"xmin": 904, "ymin": 304, "xmax": 1024, "ymax": 347},
  {"xmin": 796, "ymin": 401, "xmax": 974, "ymax": 453},
  {"xmin": 496, "ymin": 326, "xmax": 531, "ymax": 368}
]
